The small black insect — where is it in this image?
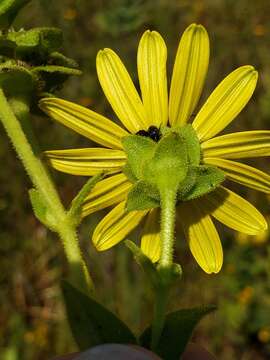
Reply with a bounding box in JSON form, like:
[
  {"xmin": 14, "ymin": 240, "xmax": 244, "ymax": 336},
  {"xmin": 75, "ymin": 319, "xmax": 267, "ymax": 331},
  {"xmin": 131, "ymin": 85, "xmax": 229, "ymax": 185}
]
[
  {"xmin": 136, "ymin": 129, "xmax": 149, "ymax": 137},
  {"xmin": 136, "ymin": 125, "xmax": 161, "ymax": 142},
  {"xmin": 148, "ymin": 126, "xmax": 160, "ymax": 142}
]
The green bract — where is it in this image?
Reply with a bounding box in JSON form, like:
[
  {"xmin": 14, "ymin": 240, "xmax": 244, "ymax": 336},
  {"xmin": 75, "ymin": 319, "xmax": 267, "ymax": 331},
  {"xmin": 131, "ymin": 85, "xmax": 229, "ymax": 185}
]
[
  {"xmin": 0, "ymin": 25, "xmax": 81, "ymax": 102},
  {"xmin": 123, "ymin": 125, "xmax": 225, "ymax": 212}
]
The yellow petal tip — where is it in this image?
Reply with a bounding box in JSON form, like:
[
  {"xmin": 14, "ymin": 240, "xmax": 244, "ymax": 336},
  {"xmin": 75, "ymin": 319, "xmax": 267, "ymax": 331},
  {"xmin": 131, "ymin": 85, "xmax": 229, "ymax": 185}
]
[{"xmin": 203, "ymin": 262, "xmax": 222, "ymax": 275}]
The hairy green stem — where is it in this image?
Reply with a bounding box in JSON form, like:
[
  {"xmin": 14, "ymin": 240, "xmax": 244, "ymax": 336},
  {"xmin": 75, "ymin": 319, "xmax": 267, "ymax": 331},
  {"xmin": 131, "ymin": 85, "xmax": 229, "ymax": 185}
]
[
  {"xmin": 159, "ymin": 188, "xmax": 177, "ymax": 269},
  {"xmin": 151, "ymin": 187, "xmax": 178, "ymax": 350},
  {"xmin": 0, "ymin": 88, "xmax": 93, "ymax": 293}
]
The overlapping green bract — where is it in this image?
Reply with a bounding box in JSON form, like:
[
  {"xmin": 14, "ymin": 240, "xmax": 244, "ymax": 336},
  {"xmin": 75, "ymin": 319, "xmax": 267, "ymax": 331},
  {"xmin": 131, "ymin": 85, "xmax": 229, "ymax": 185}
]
[
  {"xmin": 123, "ymin": 125, "xmax": 225, "ymax": 212},
  {"xmin": 0, "ymin": 1, "xmax": 81, "ymax": 103}
]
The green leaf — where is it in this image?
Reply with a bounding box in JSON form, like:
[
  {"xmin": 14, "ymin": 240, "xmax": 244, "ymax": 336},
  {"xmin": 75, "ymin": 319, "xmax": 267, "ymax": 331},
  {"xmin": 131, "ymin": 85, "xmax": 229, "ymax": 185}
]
[
  {"xmin": 122, "ymin": 134, "xmax": 156, "ymax": 179},
  {"xmin": 126, "ymin": 180, "xmax": 159, "ymax": 212},
  {"xmin": 125, "ymin": 240, "xmax": 159, "ymax": 288},
  {"xmin": 182, "ymin": 165, "xmax": 225, "ymax": 201},
  {"xmin": 0, "ymin": 63, "xmax": 35, "ymax": 98},
  {"xmin": 0, "ymin": 0, "xmax": 30, "ymax": 28},
  {"xmin": 29, "ymin": 188, "xmax": 57, "ymax": 231},
  {"xmin": 68, "ymin": 173, "xmax": 103, "ymax": 225},
  {"xmin": 61, "ymin": 281, "xmax": 137, "ymax": 351},
  {"xmin": 140, "ymin": 305, "xmax": 216, "ymax": 359}
]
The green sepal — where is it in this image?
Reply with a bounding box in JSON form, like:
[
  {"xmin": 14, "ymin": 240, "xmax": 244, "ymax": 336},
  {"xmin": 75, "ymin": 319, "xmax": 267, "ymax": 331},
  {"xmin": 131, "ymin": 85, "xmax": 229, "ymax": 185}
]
[
  {"xmin": 0, "ymin": 36, "xmax": 16, "ymax": 57},
  {"xmin": 125, "ymin": 240, "xmax": 159, "ymax": 289},
  {"xmin": 0, "ymin": 0, "xmax": 30, "ymax": 28},
  {"xmin": 140, "ymin": 305, "xmax": 216, "ymax": 359},
  {"xmin": 122, "ymin": 163, "xmax": 138, "ymax": 182},
  {"xmin": 68, "ymin": 173, "xmax": 103, "ymax": 226},
  {"xmin": 122, "ymin": 134, "xmax": 156, "ymax": 179},
  {"xmin": 143, "ymin": 132, "xmax": 188, "ymax": 191},
  {"xmin": 32, "ymin": 65, "xmax": 81, "ymax": 92},
  {"xmin": 182, "ymin": 165, "xmax": 226, "ymax": 201},
  {"xmin": 177, "ymin": 166, "xmax": 197, "ymax": 201},
  {"xmin": 178, "ymin": 124, "xmax": 201, "ymax": 166},
  {"xmin": 126, "ymin": 180, "xmax": 159, "ymax": 212},
  {"xmin": 0, "ymin": 63, "xmax": 36, "ymax": 98},
  {"xmin": 6, "ymin": 27, "xmax": 63, "ymax": 56},
  {"xmin": 61, "ymin": 280, "xmax": 137, "ymax": 351},
  {"xmin": 29, "ymin": 188, "xmax": 58, "ymax": 231},
  {"xmin": 48, "ymin": 51, "xmax": 79, "ymax": 68}
]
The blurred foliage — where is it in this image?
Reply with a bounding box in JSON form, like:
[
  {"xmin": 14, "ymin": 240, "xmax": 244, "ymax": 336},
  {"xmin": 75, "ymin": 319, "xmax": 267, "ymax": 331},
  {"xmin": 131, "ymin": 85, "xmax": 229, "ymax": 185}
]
[{"xmin": 0, "ymin": 0, "xmax": 270, "ymax": 359}]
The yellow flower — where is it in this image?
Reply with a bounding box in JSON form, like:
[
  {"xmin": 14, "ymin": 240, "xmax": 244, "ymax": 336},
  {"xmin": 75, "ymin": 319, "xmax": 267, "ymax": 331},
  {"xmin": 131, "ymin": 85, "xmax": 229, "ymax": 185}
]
[{"xmin": 40, "ymin": 24, "xmax": 269, "ymax": 274}]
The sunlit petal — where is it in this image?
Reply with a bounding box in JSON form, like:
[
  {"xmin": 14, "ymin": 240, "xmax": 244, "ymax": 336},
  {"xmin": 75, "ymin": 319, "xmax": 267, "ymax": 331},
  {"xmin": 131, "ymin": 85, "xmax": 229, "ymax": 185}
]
[
  {"xmin": 169, "ymin": 24, "xmax": 209, "ymax": 126},
  {"xmin": 202, "ymin": 131, "xmax": 270, "ymax": 159},
  {"xmin": 93, "ymin": 201, "xmax": 147, "ymax": 251},
  {"xmin": 193, "ymin": 66, "xmax": 258, "ymax": 141},
  {"xmin": 204, "ymin": 157, "xmax": 270, "ymax": 193},
  {"xmin": 138, "ymin": 30, "xmax": 168, "ymax": 127},
  {"xmin": 97, "ymin": 48, "xmax": 148, "ymax": 133},
  {"xmin": 178, "ymin": 201, "xmax": 223, "ymax": 274},
  {"xmin": 140, "ymin": 208, "xmax": 161, "ymax": 263},
  {"xmin": 44, "ymin": 148, "xmax": 126, "ymax": 176},
  {"xmin": 82, "ymin": 173, "xmax": 132, "ymax": 217},
  {"xmin": 201, "ymin": 186, "xmax": 268, "ymax": 234},
  {"xmin": 39, "ymin": 98, "xmax": 127, "ymax": 149}
]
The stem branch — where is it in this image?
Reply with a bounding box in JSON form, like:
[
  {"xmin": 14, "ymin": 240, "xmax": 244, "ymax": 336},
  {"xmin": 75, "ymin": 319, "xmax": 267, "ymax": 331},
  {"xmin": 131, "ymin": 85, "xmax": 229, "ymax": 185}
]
[{"xmin": 0, "ymin": 88, "xmax": 93, "ymax": 293}]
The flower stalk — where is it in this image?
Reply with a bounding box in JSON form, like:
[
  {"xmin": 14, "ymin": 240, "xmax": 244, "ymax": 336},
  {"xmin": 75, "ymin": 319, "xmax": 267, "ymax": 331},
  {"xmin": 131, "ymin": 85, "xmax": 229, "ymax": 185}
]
[
  {"xmin": 0, "ymin": 88, "xmax": 93, "ymax": 294},
  {"xmin": 151, "ymin": 186, "xmax": 179, "ymax": 350}
]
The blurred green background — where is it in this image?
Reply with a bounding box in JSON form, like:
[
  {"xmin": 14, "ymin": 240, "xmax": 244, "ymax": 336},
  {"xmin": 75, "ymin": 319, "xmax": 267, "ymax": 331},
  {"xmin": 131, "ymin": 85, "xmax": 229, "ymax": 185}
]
[{"xmin": 1, "ymin": 0, "xmax": 270, "ymax": 359}]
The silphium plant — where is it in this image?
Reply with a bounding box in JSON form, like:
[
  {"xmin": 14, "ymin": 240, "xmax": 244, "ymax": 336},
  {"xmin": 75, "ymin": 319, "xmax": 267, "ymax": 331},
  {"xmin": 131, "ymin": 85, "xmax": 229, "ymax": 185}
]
[
  {"xmin": 40, "ymin": 24, "xmax": 269, "ymax": 354},
  {"xmin": 0, "ymin": 2, "xmax": 269, "ymax": 359}
]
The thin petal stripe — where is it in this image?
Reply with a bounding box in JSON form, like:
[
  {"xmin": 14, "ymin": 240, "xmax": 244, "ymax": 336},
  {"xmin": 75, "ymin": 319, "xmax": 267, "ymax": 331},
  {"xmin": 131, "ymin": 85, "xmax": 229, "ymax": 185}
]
[
  {"xmin": 178, "ymin": 201, "xmax": 223, "ymax": 274},
  {"xmin": 202, "ymin": 131, "xmax": 270, "ymax": 159},
  {"xmin": 82, "ymin": 173, "xmax": 132, "ymax": 216},
  {"xmin": 39, "ymin": 98, "xmax": 127, "ymax": 149},
  {"xmin": 138, "ymin": 30, "xmax": 168, "ymax": 127},
  {"xmin": 93, "ymin": 201, "xmax": 147, "ymax": 251},
  {"xmin": 140, "ymin": 208, "xmax": 161, "ymax": 263},
  {"xmin": 97, "ymin": 48, "xmax": 148, "ymax": 133},
  {"xmin": 201, "ymin": 186, "xmax": 268, "ymax": 235},
  {"xmin": 204, "ymin": 157, "xmax": 270, "ymax": 194},
  {"xmin": 44, "ymin": 148, "xmax": 126, "ymax": 176},
  {"xmin": 169, "ymin": 24, "xmax": 209, "ymax": 126},
  {"xmin": 193, "ymin": 66, "xmax": 258, "ymax": 141}
]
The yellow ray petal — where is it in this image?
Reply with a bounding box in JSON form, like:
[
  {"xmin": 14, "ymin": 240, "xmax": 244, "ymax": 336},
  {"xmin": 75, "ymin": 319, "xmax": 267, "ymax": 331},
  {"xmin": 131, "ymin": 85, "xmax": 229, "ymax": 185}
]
[
  {"xmin": 202, "ymin": 131, "xmax": 270, "ymax": 159},
  {"xmin": 204, "ymin": 157, "xmax": 270, "ymax": 193},
  {"xmin": 44, "ymin": 148, "xmax": 126, "ymax": 176},
  {"xmin": 178, "ymin": 201, "xmax": 223, "ymax": 274},
  {"xmin": 201, "ymin": 186, "xmax": 268, "ymax": 235},
  {"xmin": 140, "ymin": 208, "xmax": 161, "ymax": 263},
  {"xmin": 96, "ymin": 48, "xmax": 148, "ymax": 133},
  {"xmin": 193, "ymin": 66, "xmax": 258, "ymax": 141},
  {"xmin": 82, "ymin": 173, "xmax": 132, "ymax": 217},
  {"xmin": 39, "ymin": 98, "xmax": 127, "ymax": 149},
  {"xmin": 93, "ymin": 201, "xmax": 147, "ymax": 251},
  {"xmin": 169, "ymin": 24, "xmax": 209, "ymax": 126},
  {"xmin": 137, "ymin": 30, "xmax": 168, "ymax": 127}
]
